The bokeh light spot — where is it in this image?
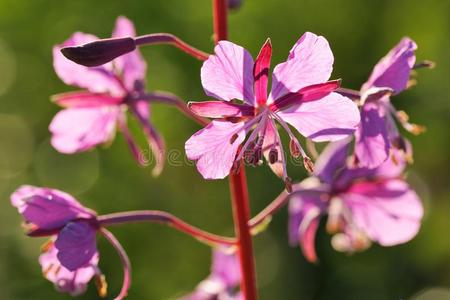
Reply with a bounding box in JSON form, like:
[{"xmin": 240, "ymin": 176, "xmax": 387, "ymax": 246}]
[{"xmin": 0, "ymin": 114, "xmax": 34, "ymax": 179}]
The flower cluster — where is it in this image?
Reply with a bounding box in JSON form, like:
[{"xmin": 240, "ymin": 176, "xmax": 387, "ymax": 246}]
[{"xmin": 9, "ymin": 6, "xmax": 432, "ymax": 300}]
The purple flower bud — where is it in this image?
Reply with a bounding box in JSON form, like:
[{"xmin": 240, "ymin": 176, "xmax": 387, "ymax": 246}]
[{"xmin": 61, "ymin": 37, "xmax": 136, "ymax": 67}]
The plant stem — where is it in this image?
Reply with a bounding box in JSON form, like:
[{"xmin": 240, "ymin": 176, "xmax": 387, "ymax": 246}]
[
  {"xmin": 212, "ymin": 1, "xmax": 258, "ymax": 298},
  {"xmin": 144, "ymin": 91, "xmax": 209, "ymax": 126},
  {"xmin": 98, "ymin": 210, "xmax": 236, "ymax": 246},
  {"xmin": 100, "ymin": 228, "xmax": 132, "ymax": 300},
  {"xmin": 134, "ymin": 33, "xmax": 210, "ymax": 61},
  {"xmin": 248, "ymin": 189, "xmax": 290, "ymax": 228}
]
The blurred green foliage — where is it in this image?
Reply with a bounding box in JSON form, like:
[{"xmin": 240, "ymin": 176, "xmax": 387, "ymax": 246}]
[{"xmin": 0, "ymin": 0, "xmax": 449, "ymax": 299}]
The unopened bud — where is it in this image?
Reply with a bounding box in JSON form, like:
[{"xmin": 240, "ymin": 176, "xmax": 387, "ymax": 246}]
[
  {"xmin": 61, "ymin": 37, "xmax": 136, "ymax": 67},
  {"xmin": 303, "ymin": 156, "xmax": 314, "ymax": 173},
  {"xmin": 269, "ymin": 148, "xmax": 278, "ymax": 164},
  {"xmin": 289, "ymin": 139, "xmax": 300, "ymax": 158}
]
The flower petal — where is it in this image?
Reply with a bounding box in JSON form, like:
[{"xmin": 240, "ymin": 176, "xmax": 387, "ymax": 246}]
[
  {"xmin": 355, "ymin": 102, "xmax": 390, "ymax": 168},
  {"xmin": 112, "ymin": 16, "xmax": 147, "ymax": 91},
  {"xmin": 211, "ymin": 250, "xmax": 241, "ymax": 287},
  {"xmin": 52, "ymin": 91, "xmax": 123, "ymax": 108},
  {"xmin": 362, "ymin": 37, "xmax": 417, "ymax": 94},
  {"xmin": 343, "ymin": 179, "xmax": 423, "ymax": 246},
  {"xmin": 49, "ymin": 106, "xmax": 121, "ymax": 153},
  {"xmin": 11, "ymin": 185, "xmax": 95, "ymax": 231},
  {"xmin": 188, "ymin": 101, "xmax": 254, "ymax": 118},
  {"xmin": 201, "ymin": 41, "xmax": 254, "ymax": 104},
  {"xmin": 289, "ymin": 192, "xmax": 324, "ymax": 263},
  {"xmin": 253, "ymin": 39, "xmax": 272, "ymax": 106},
  {"xmin": 278, "ymin": 92, "xmax": 360, "ymax": 142},
  {"xmin": 55, "ymin": 221, "xmax": 98, "ymax": 271},
  {"xmin": 40, "ymin": 242, "xmax": 99, "ymax": 296},
  {"xmin": 53, "ymin": 32, "xmax": 125, "ymax": 96},
  {"xmin": 270, "ymin": 32, "xmax": 334, "ymax": 101},
  {"xmin": 314, "ymin": 138, "xmax": 352, "ymax": 184},
  {"xmin": 185, "ymin": 120, "xmax": 246, "ymax": 179},
  {"xmin": 270, "ymin": 80, "xmax": 340, "ymax": 111}
]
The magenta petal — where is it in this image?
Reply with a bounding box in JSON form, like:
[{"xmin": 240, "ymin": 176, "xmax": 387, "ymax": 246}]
[
  {"xmin": 112, "ymin": 16, "xmax": 147, "ymax": 91},
  {"xmin": 188, "ymin": 101, "xmax": 254, "ymax": 118},
  {"xmin": 211, "ymin": 250, "xmax": 241, "ymax": 287},
  {"xmin": 289, "ymin": 193, "xmax": 324, "ymax": 263},
  {"xmin": 49, "ymin": 106, "xmax": 121, "ymax": 153},
  {"xmin": 277, "ymin": 92, "xmax": 360, "ymax": 142},
  {"xmin": 201, "ymin": 41, "xmax": 255, "ymax": 104},
  {"xmin": 11, "ymin": 185, "xmax": 95, "ymax": 230},
  {"xmin": 185, "ymin": 120, "xmax": 246, "ymax": 179},
  {"xmin": 344, "ymin": 180, "xmax": 423, "ymax": 246},
  {"xmin": 362, "ymin": 37, "xmax": 417, "ymax": 94},
  {"xmin": 52, "ymin": 91, "xmax": 123, "ymax": 108},
  {"xmin": 355, "ymin": 102, "xmax": 390, "ymax": 168},
  {"xmin": 314, "ymin": 138, "xmax": 352, "ymax": 184},
  {"xmin": 270, "ymin": 32, "xmax": 334, "ymax": 101},
  {"xmin": 253, "ymin": 39, "xmax": 272, "ymax": 106},
  {"xmin": 270, "ymin": 80, "xmax": 340, "ymax": 111},
  {"xmin": 53, "ymin": 32, "xmax": 125, "ymax": 96},
  {"xmin": 40, "ymin": 243, "xmax": 99, "ymax": 296},
  {"xmin": 55, "ymin": 221, "xmax": 98, "ymax": 271}
]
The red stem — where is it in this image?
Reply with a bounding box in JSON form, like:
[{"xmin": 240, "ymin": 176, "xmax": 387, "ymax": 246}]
[
  {"xmin": 98, "ymin": 210, "xmax": 236, "ymax": 246},
  {"xmin": 211, "ymin": 2, "xmax": 258, "ymax": 298},
  {"xmin": 134, "ymin": 33, "xmax": 210, "ymax": 61}
]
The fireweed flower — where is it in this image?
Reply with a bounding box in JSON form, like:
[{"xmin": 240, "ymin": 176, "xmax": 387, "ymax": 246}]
[
  {"xmin": 354, "ymin": 37, "xmax": 425, "ymax": 168},
  {"xmin": 11, "ymin": 185, "xmax": 130, "ymax": 299},
  {"xmin": 182, "ymin": 249, "xmax": 242, "ymax": 300},
  {"xmin": 288, "ymin": 139, "xmax": 423, "ymax": 262},
  {"xmin": 50, "ymin": 16, "xmax": 165, "ymax": 175},
  {"xmin": 185, "ymin": 32, "xmax": 360, "ymax": 186}
]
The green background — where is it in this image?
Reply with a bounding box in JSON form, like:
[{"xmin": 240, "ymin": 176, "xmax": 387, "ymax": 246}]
[{"xmin": 0, "ymin": 0, "xmax": 449, "ymax": 299}]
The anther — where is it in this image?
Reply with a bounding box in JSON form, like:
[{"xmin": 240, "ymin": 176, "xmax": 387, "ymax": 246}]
[
  {"xmin": 269, "ymin": 148, "xmax": 278, "ymax": 164},
  {"xmin": 303, "ymin": 156, "xmax": 314, "ymax": 173},
  {"xmin": 95, "ymin": 274, "xmax": 108, "ymax": 298},
  {"xmin": 289, "ymin": 139, "xmax": 300, "ymax": 158}
]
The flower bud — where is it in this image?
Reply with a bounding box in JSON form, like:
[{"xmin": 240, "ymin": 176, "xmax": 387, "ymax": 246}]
[{"xmin": 61, "ymin": 37, "xmax": 136, "ymax": 67}]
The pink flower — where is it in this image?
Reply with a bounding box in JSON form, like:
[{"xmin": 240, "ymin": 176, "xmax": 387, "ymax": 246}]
[
  {"xmin": 11, "ymin": 185, "xmax": 129, "ymax": 298},
  {"xmin": 182, "ymin": 249, "xmax": 242, "ymax": 300},
  {"xmin": 288, "ymin": 139, "xmax": 423, "ymax": 263},
  {"xmin": 354, "ymin": 37, "xmax": 423, "ymax": 168},
  {"xmin": 185, "ymin": 33, "xmax": 360, "ymax": 184},
  {"xmin": 50, "ymin": 16, "xmax": 165, "ymax": 175}
]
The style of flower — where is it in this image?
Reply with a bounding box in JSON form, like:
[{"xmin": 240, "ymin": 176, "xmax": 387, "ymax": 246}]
[
  {"xmin": 182, "ymin": 249, "xmax": 242, "ymax": 300},
  {"xmin": 288, "ymin": 139, "xmax": 423, "ymax": 262},
  {"xmin": 354, "ymin": 37, "xmax": 425, "ymax": 168},
  {"xmin": 51, "ymin": 16, "xmax": 165, "ymax": 175},
  {"xmin": 185, "ymin": 32, "xmax": 360, "ymax": 187},
  {"xmin": 11, "ymin": 185, "xmax": 130, "ymax": 299}
]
